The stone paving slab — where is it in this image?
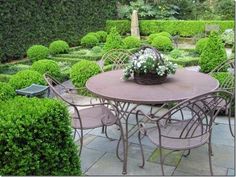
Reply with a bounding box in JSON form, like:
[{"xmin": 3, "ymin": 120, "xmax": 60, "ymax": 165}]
[
  {"xmin": 227, "ymin": 168, "xmax": 235, "ymax": 176},
  {"xmin": 86, "ymin": 152, "xmax": 176, "ymax": 175},
  {"xmin": 212, "ymin": 124, "xmax": 234, "ymax": 147}
]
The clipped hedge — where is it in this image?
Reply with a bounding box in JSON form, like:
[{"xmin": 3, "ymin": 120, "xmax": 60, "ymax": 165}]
[
  {"xmin": 9, "ymin": 70, "xmax": 45, "ymax": 90},
  {"xmin": 123, "ymin": 36, "xmax": 141, "ymax": 49},
  {"xmin": 1, "ymin": 1, "xmax": 117, "ymax": 62},
  {"xmin": 106, "ymin": 20, "xmax": 234, "ymax": 36},
  {"xmin": 151, "ymin": 36, "xmax": 173, "ymax": 51},
  {"xmin": 0, "ymin": 82, "xmax": 16, "ymax": 101},
  {"xmin": 195, "ymin": 38, "xmax": 209, "ymax": 54},
  {"xmin": 49, "ymin": 40, "xmax": 69, "ymax": 55},
  {"xmin": 31, "ymin": 59, "xmax": 61, "ymax": 78},
  {"xmin": 0, "ymin": 97, "xmax": 81, "ymax": 175},
  {"xmin": 70, "ymin": 60, "xmax": 101, "ymax": 95},
  {"xmin": 81, "ymin": 34, "xmax": 99, "ymax": 48},
  {"xmin": 103, "ymin": 27, "xmax": 124, "ymax": 51},
  {"xmin": 169, "ymin": 57, "xmax": 199, "ymax": 67},
  {"xmin": 27, "ymin": 45, "xmax": 49, "ymax": 62}
]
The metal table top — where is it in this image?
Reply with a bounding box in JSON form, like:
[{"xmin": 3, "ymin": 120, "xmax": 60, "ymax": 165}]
[{"xmin": 86, "ymin": 69, "xmax": 219, "ymax": 104}]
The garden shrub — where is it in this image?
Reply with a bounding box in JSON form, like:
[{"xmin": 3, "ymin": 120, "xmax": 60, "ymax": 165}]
[
  {"xmin": 49, "ymin": 40, "xmax": 69, "ymax": 55},
  {"xmin": 200, "ymin": 32, "xmax": 227, "ymax": 73},
  {"xmin": 27, "ymin": 45, "xmax": 49, "ymax": 62},
  {"xmin": 0, "ymin": 74, "xmax": 12, "ymax": 83},
  {"xmin": 106, "ymin": 20, "xmax": 234, "ymax": 36},
  {"xmin": 31, "ymin": 59, "xmax": 61, "ymax": 78},
  {"xmin": 123, "ymin": 36, "xmax": 141, "ymax": 49},
  {"xmin": 212, "ymin": 72, "xmax": 234, "ymax": 88},
  {"xmin": 0, "ymin": 82, "xmax": 16, "ymax": 101},
  {"xmin": 170, "ymin": 49, "xmax": 183, "ymax": 59},
  {"xmin": 91, "ymin": 46, "xmax": 102, "ymax": 53},
  {"xmin": 96, "ymin": 31, "xmax": 108, "ymax": 42},
  {"xmin": 195, "ymin": 38, "xmax": 209, "ymax": 54},
  {"xmin": 157, "ymin": 32, "xmax": 172, "ymax": 38},
  {"xmin": 147, "ymin": 33, "xmax": 160, "ymax": 44},
  {"xmin": 169, "ymin": 57, "xmax": 199, "ymax": 67},
  {"xmin": 9, "ymin": 70, "xmax": 45, "ymax": 90},
  {"xmin": 151, "ymin": 36, "xmax": 173, "ymax": 51},
  {"xmin": 103, "ymin": 27, "xmax": 124, "ymax": 51},
  {"xmin": 0, "ymin": 97, "xmax": 81, "ymax": 175},
  {"xmin": 81, "ymin": 34, "xmax": 99, "ymax": 48},
  {"xmin": 70, "ymin": 60, "xmax": 101, "ymax": 95}
]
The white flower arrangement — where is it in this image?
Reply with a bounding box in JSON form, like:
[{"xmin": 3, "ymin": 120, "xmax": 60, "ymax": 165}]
[{"xmin": 123, "ymin": 47, "xmax": 177, "ymax": 80}]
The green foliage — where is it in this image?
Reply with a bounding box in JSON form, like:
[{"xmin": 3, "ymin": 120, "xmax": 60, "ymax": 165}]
[
  {"xmin": 200, "ymin": 32, "xmax": 227, "ymax": 73},
  {"xmin": 106, "ymin": 20, "xmax": 234, "ymax": 36},
  {"xmin": 106, "ymin": 20, "xmax": 131, "ymax": 35},
  {"xmin": 9, "ymin": 70, "xmax": 45, "ymax": 90},
  {"xmin": 157, "ymin": 32, "xmax": 172, "ymax": 38},
  {"xmin": 169, "ymin": 57, "xmax": 199, "ymax": 67},
  {"xmin": 170, "ymin": 49, "xmax": 183, "ymax": 59},
  {"xmin": 91, "ymin": 46, "xmax": 102, "ymax": 53},
  {"xmin": 0, "ymin": 64, "xmax": 31, "ymax": 75},
  {"xmin": 0, "ymin": 97, "xmax": 81, "ymax": 175},
  {"xmin": 221, "ymin": 29, "xmax": 234, "ymax": 46},
  {"xmin": 49, "ymin": 40, "xmax": 69, "ymax": 55},
  {"xmin": 103, "ymin": 27, "xmax": 124, "ymax": 51},
  {"xmin": 147, "ymin": 32, "xmax": 171, "ymax": 44},
  {"xmin": 70, "ymin": 60, "xmax": 101, "ymax": 95},
  {"xmin": 1, "ymin": 1, "xmax": 117, "ymax": 62},
  {"xmin": 215, "ymin": 0, "xmax": 234, "ymax": 20},
  {"xmin": 212, "ymin": 72, "xmax": 234, "ymax": 88},
  {"xmin": 96, "ymin": 31, "xmax": 108, "ymax": 42},
  {"xmin": 31, "ymin": 59, "xmax": 61, "ymax": 78},
  {"xmin": 27, "ymin": 45, "xmax": 49, "ymax": 62},
  {"xmin": 195, "ymin": 38, "xmax": 209, "ymax": 54},
  {"xmin": 232, "ymin": 44, "xmax": 235, "ymax": 53},
  {"xmin": 81, "ymin": 34, "xmax": 99, "ymax": 48},
  {"xmin": 0, "ymin": 82, "xmax": 16, "ymax": 101},
  {"xmin": 123, "ymin": 36, "xmax": 141, "ymax": 49},
  {"xmin": 0, "ymin": 74, "xmax": 12, "ymax": 83},
  {"xmin": 151, "ymin": 36, "xmax": 173, "ymax": 51}
]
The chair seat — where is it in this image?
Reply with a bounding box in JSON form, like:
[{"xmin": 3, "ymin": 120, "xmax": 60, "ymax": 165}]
[
  {"xmin": 145, "ymin": 119, "xmax": 209, "ymax": 150},
  {"xmin": 71, "ymin": 105, "xmax": 117, "ymax": 129}
]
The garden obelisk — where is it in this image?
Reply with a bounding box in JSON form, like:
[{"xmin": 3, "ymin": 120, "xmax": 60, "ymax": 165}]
[{"xmin": 131, "ymin": 10, "xmax": 140, "ymax": 39}]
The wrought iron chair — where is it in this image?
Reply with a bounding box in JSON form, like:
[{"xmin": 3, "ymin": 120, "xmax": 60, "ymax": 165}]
[
  {"xmin": 44, "ymin": 74, "xmax": 121, "ymax": 156},
  {"xmin": 135, "ymin": 90, "xmax": 233, "ymax": 175},
  {"xmin": 209, "ymin": 59, "xmax": 235, "ymax": 137},
  {"xmin": 99, "ymin": 49, "xmax": 132, "ymax": 72}
]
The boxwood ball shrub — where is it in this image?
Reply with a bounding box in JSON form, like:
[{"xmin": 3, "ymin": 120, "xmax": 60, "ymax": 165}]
[
  {"xmin": 170, "ymin": 49, "xmax": 183, "ymax": 59},
  {"xmin": 147, "ymin": 32, "xmax": 171, "ymax": 44},
  {"xmin": 27, "ymin": 45, "xmax": 49, "ymax": 62},
  {"xmin": 9, "ymin": 70, "xmax": 45, "ymax": 90},
  {"xmin": 103, "ymin": 27, "xmax": 124, "ymax": 51},
  {"xmin": 0, "ymin": 97, "xmax": 81, "ymax": 175},
  {"xmin": 157, "ymin": 32, "xmax": 172, "ymax": 39},
  {"xmin": 49, "ymin": 40, "xmax": 69, "ymax": 55},
  {"xmin": 91, "ymin": 46, "xmax": 102, "ymax": 53},
  {"xmin": 123, "ymin": 36, "xmax": 141, "ymax": 49},
  {"xmin": 0, "ymin": 82, "xmax": 16, "ymax": 101},
  {"xmin": 151, "ymin": 36, "xmax": 173, "ymax": 52},
  {"xmin": 31, "ymin": 59, "xmax": 61, "ymax": 78},
  {"xmin": 96, "ymin": 31, "xmax": 108, "ymax": 42},
  {"xmin": 200, "ymin": 32, "xmax": 227, "ymax": 73},
  {"xmin": 70, "ymin": 60, "xmax": 101, "ymax": 95},
  {"xmin": 195, "ymin": 38, "xmax": 209, "ymax": 54},
  {"xmin": 81, "ymin": 34, "xmax": 99, "ymax": 48}
]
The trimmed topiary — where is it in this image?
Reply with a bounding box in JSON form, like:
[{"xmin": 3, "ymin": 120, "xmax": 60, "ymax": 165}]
[
  {"xmin": 81, "ymin": 34, "xmax": 99, "ymax": 48},
  {"xmin": 0, "ymin": 82, "xmax": 16, "ymax": 101},
  {"xmin": 0, "ymin": 97, "xmax": 81, "ymax": 175},
  {"xmin": 170, "ymin": 49, "xmax": 183, "ymax": 59},
  {"xmin": 49, "ymin": 40, "xmax": 69, "ymax": 55},
  {"xmin": 27, "ymin": 45, "xmax": 49, "ymax": 62},
  {"xmin": 195, "ymin": 38, "xmax": 209, "ymax": 54},
  {"xmin": 200, "ymin": 32, "xmax": 227, "ymax": 73},
  {"xmin": 147, "ymin": 32, "xmax": 171, "ymax": 44},
  {"xmin": 9, "ymin": 70, "xmax": 45, "ymax": 90},
  {"xmin": 157, "ymin": 32, "xmax": 172, "ymax": 39},
  {"xmin": 103, "ymin": 27, "xmax": 124, "ymax": 51},
  {"xmin": 151, "ymin": 36, "xmax": 173, "ymax": 51},
  {"xmin": 212, "ymin": 72, "xmax": 234, "ymax": 88},
  {"xmin": 123, "ymin": 36, "xmax": 141, "ymax": 49},
  {"xmin": 31, "ymin": 59, "xmax": 61, "ymax": 78},
  {"xmin": 70, "ymin": 60, "xmax": 101, "ymax": 95},
  {"xmin": 96, "ymin": 31, "xmax": 108, "ymax": 42}
]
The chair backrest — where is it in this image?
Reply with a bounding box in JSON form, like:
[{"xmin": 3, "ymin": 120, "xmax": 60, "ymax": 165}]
[
  {"xmin": 209, "ymin": 59, "xmax": 235, "ymax": 92},
  {"xmin": 158, "ymin": 90, "xmax": 233, "ymax": 140},
  {"xmin": 100, "ymin": 49, "xmax": 132, "ymax": 72}
]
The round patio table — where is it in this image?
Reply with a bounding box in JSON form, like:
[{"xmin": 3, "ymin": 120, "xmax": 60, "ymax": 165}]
[{"xmin": 86, "ymin": 69, "xmax": 219, "ymax": 174}]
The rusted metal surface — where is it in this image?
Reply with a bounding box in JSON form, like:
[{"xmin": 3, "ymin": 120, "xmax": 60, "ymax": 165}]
[{"xmin": 86, "ymin": 69, "xmax": 219, "ymax": 104}]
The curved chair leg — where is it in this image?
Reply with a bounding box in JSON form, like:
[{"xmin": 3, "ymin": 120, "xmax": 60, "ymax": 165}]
[
  {"xmin": 159, "ymin": 147, "xmax": 165, "ymax": 175},
  {"xmin": 101, "ymin": 125, "xmax": 105, "ymax": 133},
  {"xmin": 105, "ymin": 126, "xmax": 115, "ymax": 141},
  {"xmin": 116, "ymin": 135, "xmax": 123, "ymax": 161},
  {"xmin": 138, "ymin": 131, "xmax": 145, "ymax": 168},
  {"xmin": 228, "ymin": 107, "xmax": 234, "ymax": 137},
  {"xmin": 208, "ymin": 142, "xmax": 213, "ymax": 175},
  {"xmin": 183, "ymin": 149, "xmax": 191, "ymax": 157},
  {"xmin": 79, "ymin": 128, "xmax": 83, "ymax": 156}
]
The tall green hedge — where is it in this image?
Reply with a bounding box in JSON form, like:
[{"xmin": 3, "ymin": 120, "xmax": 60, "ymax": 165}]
[
  {"xmin": 106, "ymin": 20, "xmax": 234, "ymax": 36},
  {"xmin": 0, "ymin": 0, "xmax": 117, "ymax": 62}
]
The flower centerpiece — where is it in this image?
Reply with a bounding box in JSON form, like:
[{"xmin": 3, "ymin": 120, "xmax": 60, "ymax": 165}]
[{"xmin": 123, "ymin": 46, "xmax": 177, "ymax": 85}]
